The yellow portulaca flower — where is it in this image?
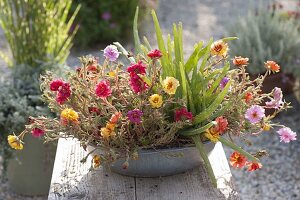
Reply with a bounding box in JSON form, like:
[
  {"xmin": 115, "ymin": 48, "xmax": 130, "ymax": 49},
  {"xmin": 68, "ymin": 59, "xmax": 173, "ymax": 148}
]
[
  {"xmin": 100, "ymin": 122, "xmax": 116, "ymax": 140},
  {"xmin": 61, "ymin": 108, "xmax": 79, "ymax": 122},
  {"xmin": 149, "ymin": 94, "xmax": 163, "ymax": 108},
  {"xmin": 204, "ymin": 128, "xmax": 220, "ymax": 143},
  {"xmin": 108, "ymin": 70, "xmax": 116, "ymax": 77},
  {"xmin": 162, "ymin": 77, "xmax": 180, "ymax": 95},
  {"xmin": 92, "ymin": 155, "xmax": 101, "ymax": 168},
  {"xmin": 210, "ymin": 40, "xmax": 228, "ymax": 57},
  {"xmin": 7, "ymin": 135, "xmax": 23, "ymax": 150}
]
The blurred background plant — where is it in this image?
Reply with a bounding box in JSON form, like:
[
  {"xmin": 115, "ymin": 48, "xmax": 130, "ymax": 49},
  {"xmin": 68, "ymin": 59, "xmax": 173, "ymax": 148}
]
[
  {"xmin": 70, "ymin": 0, "xmax": 158, "ymax": 48},
  {"xmin": 227, "ymin": 6, "xmax": 300, "ymax": 76},
  {"xmin": 0, "ymin": 0, "xmax": 78, "ymax": 188}
]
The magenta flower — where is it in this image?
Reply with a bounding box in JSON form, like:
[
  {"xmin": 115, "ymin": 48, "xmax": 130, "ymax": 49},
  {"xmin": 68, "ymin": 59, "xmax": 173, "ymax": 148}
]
[
  {"xmin": 127, "ymin": 61, "xmax": 148, "ymax": 94},
  {"xmin": 174, "ymin": 107, "xmax": 193, "ymax": 122},
  {"xmin": 31, "ymin": 128, "xmax": 45, "ymax": 137},
  {"xmin": 101, "ymin": 11, "xmax": 111, "ymax": 21},
  {"xmin": 265, "ymin": 87, "xmax": 283, "ymax": 109},
  {"xmin": 50, "ymin": 79, "xmax": 64, "ymax": 91},
  {"xmin": 277, "ymin": 127, "xmax": 297, "ymax": 143},
  {"xmin": 245, "ymin": 105, "xmax": 265, "ymax": 124},
  {"xmin": 103, "ymin": 45, "xmax": 119, "ymax": 62},
  {"xmin": 219, "ymin": 77, "xmax": 230, "ymax": 89},
  {"xmin": 95, "ymin": 80, "xmax": 112, "ymax": 98},
  {"xmin": 56, "ymin": 82, "xmax": 71, "ymax": 104},
  {"xmin": 127, "ymin": 109, "xmax": 143, "ymax": 123}
]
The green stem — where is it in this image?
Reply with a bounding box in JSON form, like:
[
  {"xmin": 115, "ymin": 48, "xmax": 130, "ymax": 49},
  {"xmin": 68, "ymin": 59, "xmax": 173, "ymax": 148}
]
[
  {"xmin": 192, "ymin": 135, "xmax": 217, "ymax": 188},
  {"xmin": 219, "ymin": 137, "xmax": 259, "ymax": 163}
]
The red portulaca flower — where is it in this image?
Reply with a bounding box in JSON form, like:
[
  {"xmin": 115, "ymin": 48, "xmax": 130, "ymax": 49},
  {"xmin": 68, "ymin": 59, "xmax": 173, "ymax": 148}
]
[
  {"xmin": 50, "ymin": 79, "xmax": 64, "ymax": 91},
  {"xmin": 127, "ymin": 61, "xmax": 148, "ymax": 94},
  {"xmin": 147, "ymin": 49, "xmax": 162, "ymax": 59},
  {"xmin": 230, "ymin": 152, "xmax": 247, "ymax": 168},
  {"xmin": 247, "ymin": 162, "xmax": 262, "ymax": 172},
  {"xmin": 56, "ymin": 82, "xmax": 71, "ymax": 104},
  {"xmin": 174, "ymin": 107, "xmax": 193, "ymax": 122},
  {"xmin": 31, "ymin": 128, "xmax": 45, "ymax": 137},
  {"xmin": 95, "ymin": 80, "xmax": 112, "ymax": 98}
]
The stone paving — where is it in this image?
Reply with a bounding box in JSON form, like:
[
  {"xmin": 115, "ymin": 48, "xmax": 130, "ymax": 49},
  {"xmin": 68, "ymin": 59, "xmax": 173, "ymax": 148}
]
[{"xmin": 1, "ymin": 0, "xmax": 299, "ymax": 199}]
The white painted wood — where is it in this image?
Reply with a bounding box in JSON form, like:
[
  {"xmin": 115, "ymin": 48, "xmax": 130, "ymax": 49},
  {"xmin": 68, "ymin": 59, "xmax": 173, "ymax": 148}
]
[
  {"xmin": 48, "ymin": 138, "xmax": 135, "ymax": 200},
  {"xmin": 48, "ymin": 139, "xmax": 239, "ymax": 200}
]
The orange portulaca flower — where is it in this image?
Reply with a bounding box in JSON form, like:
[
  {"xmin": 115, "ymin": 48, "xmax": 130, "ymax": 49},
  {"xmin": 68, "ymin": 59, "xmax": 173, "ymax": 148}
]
[
  {"xmin": 210, "ymin": 40, "xmax": 229, "ymax": 57},
  {"xmin": 264, "ymin": 61, "xmax": 280, "ymax": 73},
  {"xmin": 232, "ymin": 56, "xmax": 249, "ymax": 66},
  {"xmin": 230, "ymin": 152, "xmax": 247, "ymax": 168},
  {"xmin": 247, "ymin": 162, "xmax": 262, "ymax": 171}
]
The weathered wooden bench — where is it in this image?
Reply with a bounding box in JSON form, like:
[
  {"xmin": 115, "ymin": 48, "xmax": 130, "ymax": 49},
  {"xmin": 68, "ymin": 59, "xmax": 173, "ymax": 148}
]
[{"xmin": 48, "ymin": 138, "xmax": 239, "ymax": 200}]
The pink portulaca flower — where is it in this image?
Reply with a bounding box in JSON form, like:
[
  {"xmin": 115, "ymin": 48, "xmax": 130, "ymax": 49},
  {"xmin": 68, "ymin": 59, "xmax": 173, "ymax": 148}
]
[
  {"xmin": 277, "ymin": 127, "xmax": 297, "ymax": 143},
  {"xmin": 103, "ymin": 45, "xmax": 119, "ymax": 62},
  {"xmin": 265, "ymin": 87, "xmax": 283, "ymax": 109},
  {"xmin": 31, "ymin": 128, "xmax": 45, "ymax": 137},
  {"xmin": 95, "ymin": 80, "xmax": 112, "ymax": 98},
  {"xmin": 147, "ymin": 49, "xmax": 162, "ymax": 59},
  {"xmin": 245, "ymin": 105, "xmax": 265, "ymax": 124}
]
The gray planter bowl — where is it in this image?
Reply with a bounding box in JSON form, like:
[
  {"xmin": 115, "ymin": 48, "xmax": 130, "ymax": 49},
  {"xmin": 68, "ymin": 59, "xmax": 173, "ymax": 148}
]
[{"xmin": 89, "ymin": 142, "xmax": 215, "ymax": 178}]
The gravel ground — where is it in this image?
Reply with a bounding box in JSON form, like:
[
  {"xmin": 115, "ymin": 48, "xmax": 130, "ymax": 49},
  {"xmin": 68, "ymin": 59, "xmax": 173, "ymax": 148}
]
[{"xmin": 1, "ymin": 0, "xmax": 299, "ymax": 199}]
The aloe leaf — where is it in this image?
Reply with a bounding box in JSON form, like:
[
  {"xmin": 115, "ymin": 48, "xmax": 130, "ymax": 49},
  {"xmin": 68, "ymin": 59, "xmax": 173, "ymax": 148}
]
[
  {"xmin": 179, "ymin": 121, "xmax": 215, "ymax": 136},
  {"xmin": 206, "ymin": 62, "xmax": 230, "ymax": 97},
  {"xmin": 143, "ymin": 36, "xmax": 152, "ymax": 51},
  {"xmin": 151, "ymin": 10, "xmax": 169, "ymax": 76},
  {"xmin": 113, "ymin": 42, "xmax": 136, "ymax": 64},
  {"xmin": 199, "ymin": 38, "xmax": 213, "ymax": 73},
  {"xmin": 222, "ymin": 37, "xmax": 238, "ymax": 42},
  {"xmin": 184, "ymin": 42, "xmax": 203, "ymax": 73},
  {"xmin": 133, "ymin": 7, "xmax": 141, "ymax": 54},
  {"xmin": 219, "ymin": 137, "xmax": 259, "ymax": 163},
  {"xmin": 194, "ymin": 80, "xmax": 232, "ymax": 125},
  {"xmin": 192, "ymin": 136, "xmax": 217, "ymax": 187}
]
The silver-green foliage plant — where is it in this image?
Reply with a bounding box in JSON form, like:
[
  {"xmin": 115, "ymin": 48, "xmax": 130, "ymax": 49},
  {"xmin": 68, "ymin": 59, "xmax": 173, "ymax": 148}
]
[
  {"xmin": 227, "ymin": 9, "xmax": 300, "ymax": 75},
  {"xmin": 0, "ymin": 0, "xmax": 80, "ymax": 67}
]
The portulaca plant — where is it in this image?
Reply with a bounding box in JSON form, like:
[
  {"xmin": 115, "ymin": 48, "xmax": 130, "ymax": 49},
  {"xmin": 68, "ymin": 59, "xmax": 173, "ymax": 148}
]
[{"xmin": 7, "ymin": 9, "xmax": 296, "ymax": 187}]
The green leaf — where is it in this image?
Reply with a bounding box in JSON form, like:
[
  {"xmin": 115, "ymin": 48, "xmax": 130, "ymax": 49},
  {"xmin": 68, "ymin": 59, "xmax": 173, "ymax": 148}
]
[
  {"xmin": 199, "ymin": 39, "xmax": 213, "ymax": 73},
  {"xmin": 194, "ymin": 80, "xmax": 232, "ymax": 125},
  {"xmin": 179, "ymin": 121, "xmax": 215, "ymax": 136},
  {"xmin": 133, "ymin": 7, "xmax": 141, "ymax": 54},
  {"xmin": 219, "ymin": 137, "xmax": 259, "ymax": 163},
  {"xmin": 179, "ymin": 62, "xmax": 187, "ymax": 99},
  {"xmin": 143, "ymin": 36, "xmax": 152, "ymax": 50},
  {"xmin": 192, "ymin": 136, "xmax": 217, "ymax": 187},
  {"xmin": 222, "ymin": 37, "xmax": 238, "ymax": 42},
  {"xmin": 184, "ymin": 42, "xmax": 203, "ymax": 73},
  {"xmin": 206, "ymin": 62, "xmax": 230, "ymax": 97},
  {"xmin": 151, "ymin": 10, "xmax": 169, "ymax": 77},
  {"xmin": 113, "ymin": 42, "xmax": 136, "ymax": 64}
]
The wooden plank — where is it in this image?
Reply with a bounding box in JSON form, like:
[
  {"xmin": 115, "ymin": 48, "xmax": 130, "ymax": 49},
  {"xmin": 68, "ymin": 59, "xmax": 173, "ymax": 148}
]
[
  {"xmin": 48, "ymin": 139, "xmax": 239, "ymax": 200},
  {"xmin": 48, "ymin": 138, "xmax": 136, "ymax": 200},
  {"xmin": 135, "ymin": 142, "xmax": 239, "ymax": 200}
]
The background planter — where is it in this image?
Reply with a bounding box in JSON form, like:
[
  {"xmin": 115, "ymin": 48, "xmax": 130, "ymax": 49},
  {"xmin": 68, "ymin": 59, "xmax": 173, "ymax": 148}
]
[
  {"xmin": 7, "ymin": 136, "xmax": 56, "ymax": 195},
  {"xmin": 88, "ymin": 142, "xmax": 215, "ymax": 178}
]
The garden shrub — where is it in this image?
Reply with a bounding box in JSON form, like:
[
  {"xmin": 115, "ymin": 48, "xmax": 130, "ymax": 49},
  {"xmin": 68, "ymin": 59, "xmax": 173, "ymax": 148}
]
[
  {"xmin": 227, "ymin": 8, "xmax": 300, "ymax": 75},
  {"xmin": 71, "ymin": 0, "xmax": 156, "ymax": 47}
]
